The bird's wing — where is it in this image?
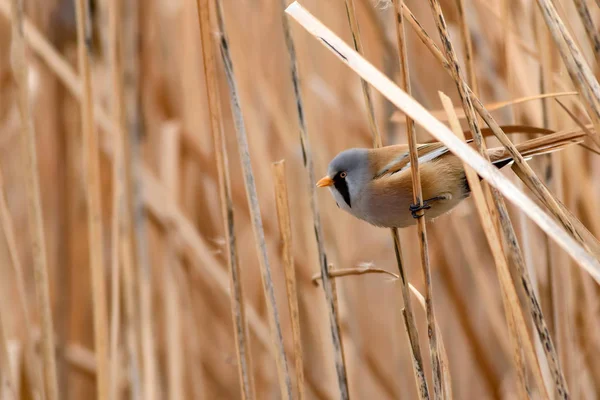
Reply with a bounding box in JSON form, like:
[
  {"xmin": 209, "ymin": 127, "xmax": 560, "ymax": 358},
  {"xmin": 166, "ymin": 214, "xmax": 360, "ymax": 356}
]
[{"xmin": 373, "ymin": 142, "xmax": 456, "ymax": 179}]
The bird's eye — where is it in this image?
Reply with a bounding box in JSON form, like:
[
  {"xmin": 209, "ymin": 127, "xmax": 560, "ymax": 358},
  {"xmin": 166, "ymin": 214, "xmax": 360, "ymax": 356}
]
[{"xmin": 340, "ymin": 171, "xmax": 347, "ymax": 178}]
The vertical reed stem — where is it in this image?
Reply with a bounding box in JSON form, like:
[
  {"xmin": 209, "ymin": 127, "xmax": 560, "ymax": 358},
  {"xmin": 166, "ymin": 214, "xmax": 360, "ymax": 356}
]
[
  {"xmin": 392, "ymin": 1, "xmax": 446, "ymax": 397},
  {"xmin": 74, "ymin": 0, "xmax": 109, "ymax": 398},
  {"xmin": 0, "ymin": 307, "xmax": 15, "ymax": 399},
  {"xmin": 108, "ymin": 0, "xmax": 126, "ymax": 397},
  {"xmin": 215, "ymin": 1, "xmax": 293, "ymax": 398},
  {"xmin": 343, "ymin": 0, "xmax": 382, "ymax": 147},
  {"xmin": 161, "ymin": 122, "xmax": 184, "ymax": 400},
  {"xmin": 278, "ymin": 0, "xmax": 350, "ymax": 396},
  {"xmin": 0, "ymin": 170, "xmax": 44, "ymax": 399},
  {"xmin": 196, "ymin": 0, "xmax": 256, "ymax": 398},
  {"xmin": 454, "ymin": 0, "xmax": 478, "ymax": 94},
  {"xmin": 9, "ymin": 0, "xmax": 58, "ymax": 398},
  {"xmin": 272, "ymin": 160, "xmax": 306, "ymax": 400}
]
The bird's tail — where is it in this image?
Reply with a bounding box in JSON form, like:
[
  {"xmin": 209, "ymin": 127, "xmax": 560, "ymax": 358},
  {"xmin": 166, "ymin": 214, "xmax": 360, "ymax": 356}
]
[{"xmin": 488, "ymin": 128, "xmax": 588, "ymax": 169}]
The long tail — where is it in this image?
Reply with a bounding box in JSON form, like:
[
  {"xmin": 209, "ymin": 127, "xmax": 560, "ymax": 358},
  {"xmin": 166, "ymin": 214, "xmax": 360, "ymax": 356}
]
[{"xmin": 488, "ymin": 128, "xmax": 587, "ymax": 169}]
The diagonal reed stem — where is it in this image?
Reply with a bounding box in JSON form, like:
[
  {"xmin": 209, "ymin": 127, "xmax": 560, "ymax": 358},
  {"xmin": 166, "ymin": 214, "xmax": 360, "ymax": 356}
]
[
  {"xmin": 441, "ymin": 94, "xmax": 548, "ymax": 399},
  {"xmin": 535, "ymin": 0, "xmax": 600, "ymax": 146},
  {"xmin": 572, "ymin": 0, "xmax": 600, "ymax": 65},
  {"xmin": 160, "ymin": 122, "xmax": 184, "ymax": 400},
  {"xmin": 403, "ymin": 4, "xmax": 571, "ymax": 396},
  {"xmin": 196, "ymin": 0, "xmax": 256, "ymax": 398},
  {"xmin": 285, "ymin": 4, "xmax": 600, "ymax": 397},
  {"xmin": 425, "ymin": 1, "xmax": 566, "ymax": 397},
  {"xmin": 401, "ymin": 3, "xmax": 600, "ymax": 260},
  {"xmin": 215, "ymin": 1, "xmax": 293, "ymax": 398},
  {"xmin": 9, "ymin": 0, "xmax": 59, "ymax": 399}
]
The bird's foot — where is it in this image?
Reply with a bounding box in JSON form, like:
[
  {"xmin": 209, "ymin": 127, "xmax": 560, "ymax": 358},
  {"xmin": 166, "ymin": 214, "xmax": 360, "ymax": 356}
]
[
  {"xmin": 409, "ymin": 202, "xmax": 431, "ymax": 219},
  {"xmin": 409, "ymin": 194, "xmax": 451, "ymax": 219}
]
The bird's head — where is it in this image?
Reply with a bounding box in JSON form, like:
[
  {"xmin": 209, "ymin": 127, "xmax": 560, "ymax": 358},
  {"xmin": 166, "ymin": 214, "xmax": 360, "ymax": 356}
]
[{"xmin": 316, "ymin": 148, "xmax": 371, "ymax": 210}]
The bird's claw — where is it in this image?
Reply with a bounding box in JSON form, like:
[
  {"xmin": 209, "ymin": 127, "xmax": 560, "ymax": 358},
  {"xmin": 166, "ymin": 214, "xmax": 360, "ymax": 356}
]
[{"xmin": 409, "ymin": 202, "xmax": 431, "ymax": 219}]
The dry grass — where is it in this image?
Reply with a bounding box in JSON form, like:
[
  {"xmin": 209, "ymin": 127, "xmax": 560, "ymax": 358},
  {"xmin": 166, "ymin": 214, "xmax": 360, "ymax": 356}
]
[{"xmin": 1, "ymin": 0, "xmax": 600, "ymax": 399}]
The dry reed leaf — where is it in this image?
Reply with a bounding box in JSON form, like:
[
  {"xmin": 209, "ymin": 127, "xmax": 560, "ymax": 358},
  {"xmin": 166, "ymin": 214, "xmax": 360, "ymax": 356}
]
[{"xmin": 391, "ymin": 91, "xmax": 578, "ymax": 122}]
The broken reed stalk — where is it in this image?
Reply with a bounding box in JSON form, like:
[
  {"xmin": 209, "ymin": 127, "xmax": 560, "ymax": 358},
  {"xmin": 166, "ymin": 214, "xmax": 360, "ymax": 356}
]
[
  {"xmin": 572, "ymin": 0, "xmax": 600, "ymax": 65},
  {"xmin": 425, "ymin": 1, "xmax": 567, "ymax": 397},
  {"xmin": 311, "ymin": 267, "xmax": 399, "ymax": 285},
  {"xmin": 9, "ymin": 0, "xmax": 58, "ymax": 399},
  {"xmin": 284, "ymin": 12, "xmax": 600, "ymax": 399},
  {"xmin": 535, "ymin": 0, "xmax": 600, "ymax": 147},
  {"xmin": 215, "ymin": 1, "xmax": 293, "ymax": 398},
  {"xmin": 277, "ymin": 0, "xmax": 350, "ymax": 396},
  {"xmin": 196, "ymin": 0, "xmax": 255, "ymax": 398},
  {"xmin": 161, "ymin": 122, "xmax": 184, "ymax": 400},
  {"xmin": 440, "ymin": 93, "xmax": 548, "ymax": 399},
  {"xmin": 272, "ymin": 160, "xmax": 305, "ymax": 400},
  {"xmin": 343, "ymin": 0, "xmax": 382, "ymax": 147},
  {"xmin": 407, "ymin": 91, "xmax": 578, "ymax": 123},
  {"xmin": 74, "ymin": 0, "xmax": 110, "ymax": 398},
  {"xmin": 345, "ymin": 1, "xmax": 435, "ymax": 397},
  {"xmin": 392, "ymin": 1, "xmax": 446, "ymax": 398},
  {"xmin": 0, "ymin": 172, "xmax": 44, "ymax": 398},
  {"xmin": 108, "ymin": 0, "xmax": 125, "ymax": 396}
]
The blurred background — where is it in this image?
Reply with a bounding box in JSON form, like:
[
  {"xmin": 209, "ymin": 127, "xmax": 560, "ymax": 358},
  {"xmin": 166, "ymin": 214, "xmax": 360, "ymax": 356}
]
[{"xmin": 0, "ymin": 0, "xmax": 599, "ymax": 399}]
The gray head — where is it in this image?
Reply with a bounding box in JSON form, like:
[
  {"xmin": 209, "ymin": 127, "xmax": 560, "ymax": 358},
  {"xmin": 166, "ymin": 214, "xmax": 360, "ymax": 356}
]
[{"xmin": 316, "ymin": 148, "xmax": 371, "ymax": 210}]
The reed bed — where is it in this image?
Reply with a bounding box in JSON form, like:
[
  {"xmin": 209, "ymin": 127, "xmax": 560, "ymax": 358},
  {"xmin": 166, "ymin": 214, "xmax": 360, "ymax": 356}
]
[{"xmin": 1, "ymin": 0, "xmax": 600, "ymax": 399}]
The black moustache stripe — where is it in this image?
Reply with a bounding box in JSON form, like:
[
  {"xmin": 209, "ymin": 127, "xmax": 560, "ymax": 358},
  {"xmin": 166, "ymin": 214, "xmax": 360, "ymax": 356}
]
[{"xmin": 333, "ymin": 175, "xmax": 351, "ymax": 208}]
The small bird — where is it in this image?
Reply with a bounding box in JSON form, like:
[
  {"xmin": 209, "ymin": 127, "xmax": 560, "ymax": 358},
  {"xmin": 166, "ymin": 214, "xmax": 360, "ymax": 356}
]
[{"xmin": 316, "ymin": 131, "xmax": 584, "ymax": 228}]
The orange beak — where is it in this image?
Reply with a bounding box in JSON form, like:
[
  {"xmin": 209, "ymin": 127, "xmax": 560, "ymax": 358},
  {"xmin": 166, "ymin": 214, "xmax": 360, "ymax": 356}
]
[{"xmin": 316, "ymin": 176, "xmax": 334, "ymax": 187}]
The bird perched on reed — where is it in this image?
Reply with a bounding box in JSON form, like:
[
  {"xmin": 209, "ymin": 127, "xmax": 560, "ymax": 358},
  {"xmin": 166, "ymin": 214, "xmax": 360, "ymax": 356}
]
[{"xmin": 317, "ymin": 130, "xmax": 585, "ymax": 228}]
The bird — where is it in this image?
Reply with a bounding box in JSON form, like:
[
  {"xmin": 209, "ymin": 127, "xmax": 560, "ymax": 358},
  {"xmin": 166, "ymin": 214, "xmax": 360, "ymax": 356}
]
[{"xmin": 316, "ymin": 130, "xmax": 585, "ymax": 228}]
